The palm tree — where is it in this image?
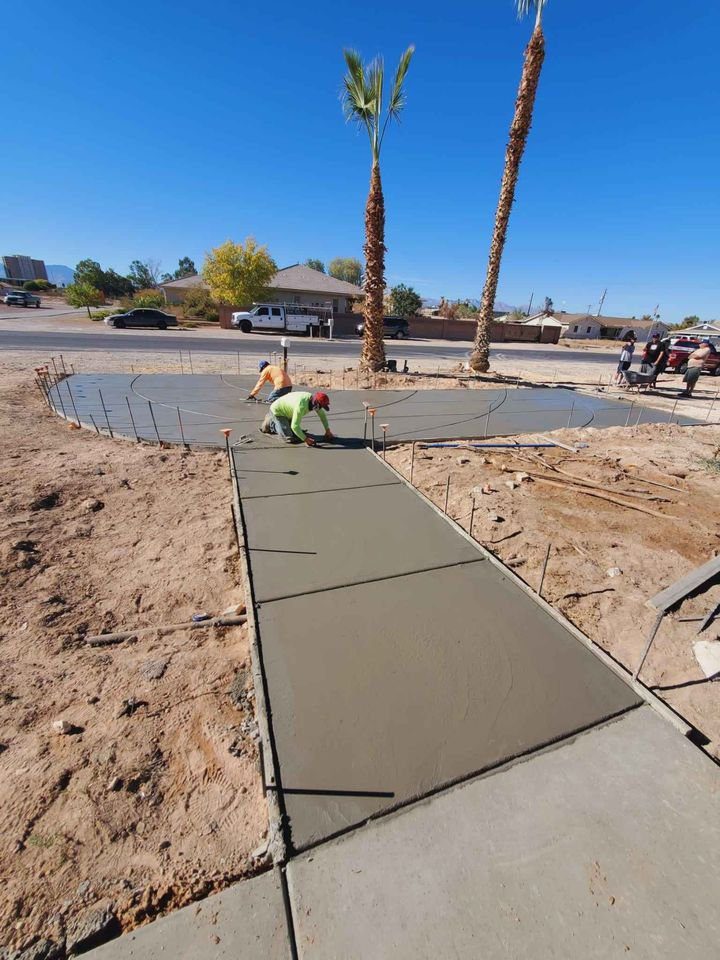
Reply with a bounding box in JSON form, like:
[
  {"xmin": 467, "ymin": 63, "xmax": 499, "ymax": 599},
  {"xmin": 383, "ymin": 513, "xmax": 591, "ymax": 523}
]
[
  {"xmin": 342, "ymin": 46, "xmax": 414, "ymax": 372},
  {"xmin": 470, "ymin": 0, "xmax": 548, "ymax": 373}
]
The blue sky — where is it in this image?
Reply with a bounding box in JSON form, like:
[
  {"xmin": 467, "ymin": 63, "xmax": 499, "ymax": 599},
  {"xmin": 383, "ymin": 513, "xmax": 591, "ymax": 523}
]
[{"xmin": 3, "ymin": 0, "xmax": 718, "ymax": 323}]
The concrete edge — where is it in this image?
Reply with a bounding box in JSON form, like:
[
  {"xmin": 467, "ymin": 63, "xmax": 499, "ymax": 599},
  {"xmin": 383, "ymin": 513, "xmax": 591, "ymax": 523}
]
[
  {"xmin": 230, "ymin": 458, "xmax": 289, "ymax": 865},
  {"xmin": 371, "ymin": 447, "xmax": 693, "ymax": 739}
]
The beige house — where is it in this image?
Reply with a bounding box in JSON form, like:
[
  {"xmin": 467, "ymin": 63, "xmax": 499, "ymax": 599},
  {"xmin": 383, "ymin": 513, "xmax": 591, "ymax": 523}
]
[{"xmin": 160, "ymin": 263, "xmax": 362, "ymax": 314}]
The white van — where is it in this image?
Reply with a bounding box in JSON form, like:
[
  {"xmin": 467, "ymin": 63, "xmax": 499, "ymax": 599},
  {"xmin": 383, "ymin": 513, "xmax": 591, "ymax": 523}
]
[{"xmin": 230, "ymin": 302, "xmax": 332, "ymax": 336}]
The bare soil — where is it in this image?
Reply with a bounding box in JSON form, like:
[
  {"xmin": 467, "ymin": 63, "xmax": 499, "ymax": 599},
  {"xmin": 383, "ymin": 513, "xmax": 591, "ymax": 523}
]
[
  {"xmin": 0, "ymin": 359, "xmax": 266, "ymax": 956},
  {"xmin": 387, "ymin": 422, "xmax": 720, "ymax": 756}
]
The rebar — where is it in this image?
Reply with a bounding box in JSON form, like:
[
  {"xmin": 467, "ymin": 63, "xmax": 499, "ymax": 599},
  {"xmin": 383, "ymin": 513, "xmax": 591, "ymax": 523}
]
[
  {"xmin": 65, "ymin": 377, "xmax": 81, "ymax": 427},
  {"xmin": 705, "ymin": 390, "xmax": 718, "ymax": 422},
  {"xmin": 147, "ymin": 401, "xmax": 161, "ymax": 445},
  {"xmin": 177, "ymin": 407, "xmax": 188, "ymax": 448},
  {"xmin": 50, "ymin": 356, "xmax": 60, "ymax": 383},
  {"xmin": 126, "ymin": 398, "xmax": 139, "ymax": 442},
  {"xmin": 59, "ymin": 354, "xmax": 67, "ymax": 376},
  {"xmin": 98, "ymin": 390, "xmax": 113, "ymax": 438},
  {"xmin": 89, "ymin": 414, "xmax": 101, "ymax": 435},
  {"xmin": 410, "ymin": 442, "xmax": 416, "ymax": 485},
  {"xmin": 566, "ymin": 398, "xmax": 576, "ymax": 429},
  {"xmin": 444, "ymin": 475, "xmax": 450, "ymax": 514},
  {"xmin": 189, "ymin": 352, "xmax": 194, "ymax": 374},
  {"xmin": 381, "ymin": 425, "xmax": 388, "ymax": 460},
  {"xmin": 469, "ymin": 496, "xmax": 476, "ymax": 538},
  {"xmin": 538, "ymin": 542, "xmax": 552, "ymax": 597},
  {"xmin": 370, "ymin": 410, "xmax": 376, "ymax": 452},
  {"xmin": 237, "ymin": 352, "xmax": 241, "ymax": 376},
  {"xmin": 668, "ymin": 398, "xmax": 679, "ymax": 424},
  {"xmin": 624, "ymin": 402, "xmax": 635, "ymax": 427},
  {"xmin": 54, "ymin": 380, "xmax": 68, "ymax": 418}
]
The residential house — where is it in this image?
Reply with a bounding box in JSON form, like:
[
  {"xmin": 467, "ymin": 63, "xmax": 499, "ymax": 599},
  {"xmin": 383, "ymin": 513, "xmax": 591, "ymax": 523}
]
[
  {"xmin": 159, "ymin": 264, "xmax": 363, "ymax": 315},
  {"xmin": 560, "ymin": 313, "xmax": 668, "ymax": 342}
]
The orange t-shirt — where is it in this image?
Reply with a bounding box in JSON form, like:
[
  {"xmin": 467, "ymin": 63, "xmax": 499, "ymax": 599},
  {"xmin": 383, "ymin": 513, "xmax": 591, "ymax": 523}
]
[{"xmin": 250, "ymin": 364, "xmax": 291, "ymax": 396}]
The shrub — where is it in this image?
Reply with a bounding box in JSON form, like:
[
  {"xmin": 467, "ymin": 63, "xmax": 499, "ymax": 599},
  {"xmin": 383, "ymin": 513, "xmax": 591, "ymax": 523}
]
[
  {"xmin": 118, "ymin": 290, "xmax": 166, "ymax": 311},
  {"xmin": 23, "ymin": 280, "xmax": 42, "ymax": 291},
  {"xmin": 181, "ymin": 287, "xmax": 219, "ymax": 322}
]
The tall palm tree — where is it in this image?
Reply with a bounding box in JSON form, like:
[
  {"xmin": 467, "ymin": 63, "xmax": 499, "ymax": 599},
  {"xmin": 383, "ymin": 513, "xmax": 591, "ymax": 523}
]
[
  {"xmin": 470, "ymin": 0, "xmax": 548, "ymax": 373},
  {"xmin": 342, "ymin": 46, "xmax": 414, "ymax": 372}
]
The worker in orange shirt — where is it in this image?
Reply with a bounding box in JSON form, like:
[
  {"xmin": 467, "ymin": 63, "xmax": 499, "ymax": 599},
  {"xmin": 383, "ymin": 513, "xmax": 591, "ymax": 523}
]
[{"xmin": 247, "ymin": 360, "xmax": 293, "ymax": 403}]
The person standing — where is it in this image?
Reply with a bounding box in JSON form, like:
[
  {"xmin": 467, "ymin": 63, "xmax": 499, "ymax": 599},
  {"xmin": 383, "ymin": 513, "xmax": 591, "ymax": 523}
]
[
  {"xmin": 247, "ymin": 360, "xmax": 293, "ymax": 403},
  {"xmin": 260, "ymin": 391, "xmax": 334, "ymax": 446},
  {"xmin": 679, "ymin": 340, "xmax": 713, "ymax": 398},
  {"xmin": 613, "ymin": 334, "xmax": 636, "ymax": 385},
  {"xmin": 641, "ymin": 333, "xmax": 669, "ymax": 384}
]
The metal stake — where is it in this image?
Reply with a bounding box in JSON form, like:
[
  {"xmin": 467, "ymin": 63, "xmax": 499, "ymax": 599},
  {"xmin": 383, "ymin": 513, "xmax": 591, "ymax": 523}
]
[
  {"xmin": 50, "ymin": 356, "xmax": 60, "ymax": 383},
  {"xmin": 60, "ymin": 354, "xmax": 67, "ymax": 376},
  {"xmin": 538, "ymin": 542, "xmax": 552, "ymax": 597},
  {"xmin": 89, "ymin": 414, "xmax": 101, "ymax": 435},
  {"xmin": 237, "ymin": 352, "xmax": 241, "ymax": 376},
  {"xmin": 633, "ymin": 611, "xmax": 665, "ymax": 682},
  {"xmin": 668, "ymin": 398, "xmax": 679, "ymax": 424},
  {"xmin": 566, "ymin": 398, "xmax": 576, "ymax": 429},
  {"xmin": 363, "ymin": 403, "xmax": 369, "ymax": 445},
  {"xmin": 222, "ymin": 429, "xmax": 233, "ymax": 480},
  {"xmin": 381, "ymin": 424, "xmax": 388, "ymax": 460},
  {"xmin": 624, "ymin": 402, "xmax": 635, "ymax": 427},
  {"xmin": 636, "ymin": 406, "xmax": 644, "ymax": 426},
  {"xmin": 369, "ymin": 409, "xmax": 376, "ymax": 452},
  {"xmin": 469, "ymin": 495, "xmax": 476, "ymax": 538},
  {"xmin": 126, "ymin": 398, "xmax": 140, "ymax": 442},
  {"xmin": 65, "ymin": 377, "xmax": 81, "ymax": 426},
  {"xmin": 98, "ymin": 390, "xmax": 113, "ymax": 438},
  {"xmin": 177, "ymin": 407, "xmax": 188, "ymax": 448},
  {"xmin": 444, "ymin": 475, "xmax": 450, "ymax": 514},
  {"xmin": 147, "ymin": 401, "xmax": 161, "ymax": 446},
  {"xmin": 410, "ymin": 442, "xmax": 416, "ymax": 485},
  {"xmin": 54, "ymin": 380, "xmax": 68, "ymax": 418},
  {"xmin": 705, "ymin": 390, "xmax": 718, "ymax": 422}
]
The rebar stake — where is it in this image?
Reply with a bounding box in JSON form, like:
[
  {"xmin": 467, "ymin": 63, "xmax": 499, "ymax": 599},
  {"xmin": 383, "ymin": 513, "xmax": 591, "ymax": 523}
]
[
  {"xmin": 410, "ymin": 441, "xmax": 416, "ymax": 485},
  {"xmin": 625, "ymin": 402, "xmax": 635, "ymax": 427},
  {"xmin": 707, "ymin": 391, "xmax": 719, "ymax": 422},
  {"xmin": 538, "ymin": 542, "xmax": 552, "ymax": 597},
  {"xmin": 97, "ymin": 390, "xmax": 113, "ymax": 437},
  {"xmin": 177, "ymin": 407, "xmax": 188, "ymax": 448},
  {"xmin": 89, "ymin": 414, "xmax": 101, "ymax": 435},
  {"xmin": 222, "ymin": 428, "xmax": 233, "ymax": 479},
  {"xmin": 381, "ymin": 424, "xmax": 389, "ymax": 460},
  {"xmin": 444, "ymin": 475, "xmax": 450, "ymax": 514},
  {"xmin": 179, "ymin": 351, "xmax": 184, "ymax": 375},
  {"xmin": 567, "ymin": 398, "xmax": 576, "ymax": 429},
  {"xmin": 469, "ymin": 495, "xmax": 476, "ymax": 538},
  {"xmin": 65, "ymin": 378, "xmax": 81, "ymax": 427},
  {"xmin": 363, "ymin": 403, "xmax": 369, "ymax": 446},
  {"xmin": 147, "ymin": 401, "xmax": 161, "ymax": 446},
  {"xmin": 668, "ymin": 398, "xmax": 679, "ymax": 424},
  {"xmin": 189, "ymin": 352, "xmax": 194, "ymax": 375},
  {"xmin": 126, "ymin": 398, "xmax": 140, "ymax": 442},
  {"xmin": 369, "ymin": 409, "xmax": 377, "ymax": 452}
]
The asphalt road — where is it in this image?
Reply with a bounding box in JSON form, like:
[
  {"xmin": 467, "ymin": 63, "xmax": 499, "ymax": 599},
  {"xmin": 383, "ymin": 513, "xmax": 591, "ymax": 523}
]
[{"xmin": 0, "ymin": 328, "xmax": 614, "ymax": 367}]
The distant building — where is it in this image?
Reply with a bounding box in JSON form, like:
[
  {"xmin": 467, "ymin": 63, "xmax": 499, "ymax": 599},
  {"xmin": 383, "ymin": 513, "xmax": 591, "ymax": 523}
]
[
  {"xmin": 2, "ymin": 254, "xmax": 49, "ymax": 282},
  {"xmin": 159, "ymin": 264, "xmax": 363, "ymax": 315},
  {"xmin": 561, "ymin": 313, "xmax": 668, "ymax": 342}
]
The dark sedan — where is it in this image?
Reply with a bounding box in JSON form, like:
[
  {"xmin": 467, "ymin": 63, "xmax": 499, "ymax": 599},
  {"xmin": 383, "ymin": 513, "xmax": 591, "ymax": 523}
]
[
  {"xmin": 355, "ymin": 315, "xmax": 410, "ymax": 339},
  {"xmin": 104, "ymin": 308, "xmax": 177, "ymax": 330}
]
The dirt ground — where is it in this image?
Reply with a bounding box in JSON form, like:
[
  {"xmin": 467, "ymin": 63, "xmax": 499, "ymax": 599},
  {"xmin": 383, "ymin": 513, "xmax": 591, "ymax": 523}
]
[
  {"xmin": 387, "ymin": 423, "xmax": 720, "ymax": 756},
  {"xmin": 0, "ymin": 360, "xmax": 266, "ymax": 956}
]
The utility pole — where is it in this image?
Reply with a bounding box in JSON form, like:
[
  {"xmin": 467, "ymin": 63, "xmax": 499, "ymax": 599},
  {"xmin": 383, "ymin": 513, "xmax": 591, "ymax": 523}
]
[
  {"xmin": 526, "ymin": 292, "xmax": 534, "ymax": 317},
  {"xmin": 596, "ymin": 288, "xmax": 607, "ymax": 317}
]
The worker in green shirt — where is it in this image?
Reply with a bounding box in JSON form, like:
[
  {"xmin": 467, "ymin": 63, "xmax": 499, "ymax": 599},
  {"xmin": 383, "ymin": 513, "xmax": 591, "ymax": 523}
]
[{"xmin": 260, "ymin": 391, "xmax": 333, "ymax": 447}]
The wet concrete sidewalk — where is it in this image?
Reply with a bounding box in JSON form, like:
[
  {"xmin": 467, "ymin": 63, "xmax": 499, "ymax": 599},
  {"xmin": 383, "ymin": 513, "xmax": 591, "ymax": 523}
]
[{"xmin": 47, "ymin": 373, "xmax": 695, "ymax": 447}]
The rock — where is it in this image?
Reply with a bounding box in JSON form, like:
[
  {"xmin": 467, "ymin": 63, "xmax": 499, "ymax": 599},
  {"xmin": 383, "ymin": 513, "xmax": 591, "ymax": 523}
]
[
  {"xmin": 606, "ymin": 567, "xmax": 622, "ymax": 578},
  {"xmin": 52, "ymin": 719, "xmax": 76, "ymax": 735},
  {"xmin": 86, "ymin": 695, "xmax": 99, "ymax": 705},
  {"xmin": 65, "ymin": 904, "xmax": 120, "ymax": 955},
  {"xmin": 504, "ymin": 480, "xmax": 519, "ymax": 491},
  {"xmin": 81, "ymin": 499, "xmax": 104, "ymax": 513},
  {"xmin": 107, "ymin": 776, "xmax": 123, "ymax": 792},
  {"xmin": 158, "ymin": 840, "xmax": 171, "ymax": 851},
  {"xmin": 93, "ymin": 467, "xmax": 105, "ymax": 476},
  {"xmin": 76, "ymin": 880, "xmax": 91, "ymax": 899},
  {"xmin": 16, "ymin": 939, "xmax": 63, "ymax": 960},
  {"xmin": 139, "ymin": 659, "xmax": 168, "ymax": 681},
  {"xmin": 11, "ymin": 540, "xmax": 37, "ymax": 554},
  {"xmin": 29, "ymin": 491, "xmax": 60, "ymax": 511},
  {"xmin": 667, "ymin": 468, "xmax": 687, "ymax": 478},
  {"xmin": 251, "ymin": 840, "xmax": 270, "ymax": 862},
  {"xmin": 515, "ymin": 472, "xmax": 532, "ymax": 483},
  {"xmin": 456, "ymin": 457, "xmax": 471, "ymax": 465},
  {"xmin": 480, "ymin": 483, "xmax": 496, "ymax": 495},
  {"xmin": 487, "ymin": 514, "xmax": 505, "ymax": 523}
]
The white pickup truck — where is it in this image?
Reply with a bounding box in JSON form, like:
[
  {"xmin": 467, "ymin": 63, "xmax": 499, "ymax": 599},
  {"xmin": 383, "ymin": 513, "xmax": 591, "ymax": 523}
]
[{"xmin": 230, "ymin": 302, "xmax": 332, "ymax": 336}]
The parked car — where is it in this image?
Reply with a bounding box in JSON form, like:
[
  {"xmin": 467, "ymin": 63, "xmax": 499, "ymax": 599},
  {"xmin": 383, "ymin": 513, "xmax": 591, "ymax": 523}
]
[
  {"xmin": 666, "ymin": 337, "xmax": 720, "ymax": 376},
  {"xmin": 104, "ymin": 308, "xmax": 178, "ymax": 330},
  {"xmin": 3, "ymin": 290, "xmax": 41, "ymax": 307},
  {"xmin": 355, "ymin": 315, "xmax": 410, "ymax": 339}
]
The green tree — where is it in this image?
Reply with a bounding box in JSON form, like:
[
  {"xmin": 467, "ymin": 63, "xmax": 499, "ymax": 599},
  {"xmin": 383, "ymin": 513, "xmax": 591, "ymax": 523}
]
[
  {"xmin": 65, "ymin": 281, "xmax": 103, "ymax": 317},
  {"xmin": 128, "ymin": 259, "xmax": 162, "ymax": 290},
  {"xmin": 675, "ymin": 315, "xmax": 700, "ymax": 329},
  {"xmin": 181, "ymin": 287, "xmax": 219, "ymax": 322},
  {"xmin": 74, "ymin": 259, "xmax": 105, "ymax": 290},
  {"xmin": 175, "ymin": 256, "xmax": 196, "ymax": 278},
  {"xmin": 305, "ymin": 258, "xmax": 326, "ymax": 273},
  {"xmin": 202, "ymin": 238, "xmax": 277, "ymax": 306},
  {"xmin": 389, "ymin": 284, "xmax": 422, "ymax": 319},
  {"xmin": 103, "ymin": 268, "xmax": 134, "ymax": 298},
  {"xmin": 508, "ymin": 307, "xmax": 526, "ymax": 322},
  {"xmin": 328, "ymin": 256, "xmax": 363, "ymax": 286},
  {"xmin": 470, "ymin": 0, "xmax": 548, "ymax": 373},
  {"xmin": 341, "ymin": 45, "xmax": 414, "ymax": 371}
]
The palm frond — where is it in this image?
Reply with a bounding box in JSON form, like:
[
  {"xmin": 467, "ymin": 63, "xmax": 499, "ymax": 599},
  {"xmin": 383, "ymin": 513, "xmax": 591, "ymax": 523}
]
[
  {"xmin": 388, "ymin": 45, "xmax": 415, "ymax": 121},
  {"xmin": 516, "ymin": 0, "xmax": 547, "ymax": 25},
  {"xmin": 342, "ymin": 48, "xmax": 374, "ymax": 139}
]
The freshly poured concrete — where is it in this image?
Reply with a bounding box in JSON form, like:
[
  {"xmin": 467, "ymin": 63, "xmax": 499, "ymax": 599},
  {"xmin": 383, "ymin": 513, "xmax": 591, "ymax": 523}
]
[
  {"xmin": 287, "ymin": 707, "xmax": 720, "ymax": 959},
  {"xmin": 245, "ymin": 479, "xmax": 481, "ymax": 603},
  {"xmin": 48, "ymin": 374, "xmax": 693, "ymax": 447},
  {"xmin": 258, "ymin": 562, "xmax": 639, "ymax": 849},
  {"xmin": 85, "ymin": 870, "xmax": 290, "ymax": 959}
]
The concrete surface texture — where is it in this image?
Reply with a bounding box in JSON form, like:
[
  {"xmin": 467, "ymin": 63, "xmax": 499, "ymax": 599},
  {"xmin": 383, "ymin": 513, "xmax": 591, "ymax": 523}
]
[
  {"xmin": 46, "ymin": 373, "xmax": 693, "ymax": 447},
  {"xmin": 235, "ymin": 441, "xmax": 640, "ymax": 850},
  {"xmin": 85, "ymin": 869, "xmax": 290, "ymax": 958},
  {"xmin": 287, "ymin": 707, "xmax": 720, "ymax": 960}
]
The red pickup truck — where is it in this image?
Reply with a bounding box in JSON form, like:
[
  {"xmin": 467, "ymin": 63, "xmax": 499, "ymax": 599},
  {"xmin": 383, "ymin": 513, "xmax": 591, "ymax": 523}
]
[{"xmin": 665, "ymin": 337, "xmax": 720, "ymax": 376}]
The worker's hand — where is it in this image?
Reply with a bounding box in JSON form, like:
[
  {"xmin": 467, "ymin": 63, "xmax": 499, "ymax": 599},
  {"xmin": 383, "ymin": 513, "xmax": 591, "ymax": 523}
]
[
  {"xmin": 305, "ymin": 436, "xmax": 317, "ymax": 447},
  {"xmin": 324, "ymin": 430, "xmax": 335, "ymax": 442},
  {"xmin": 247, "ymin": 395, "xmax": 256, "ymax": 401}
]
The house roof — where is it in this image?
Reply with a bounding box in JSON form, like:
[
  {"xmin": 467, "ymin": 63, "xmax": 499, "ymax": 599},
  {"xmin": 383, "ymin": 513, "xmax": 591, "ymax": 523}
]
[
  {"xmin": 558, "ymin": 313, "xmax": 667, "ymax": 331},
  {"xmin": 159, "ymin": 264, "xmax": 363, "ymax": 297}
]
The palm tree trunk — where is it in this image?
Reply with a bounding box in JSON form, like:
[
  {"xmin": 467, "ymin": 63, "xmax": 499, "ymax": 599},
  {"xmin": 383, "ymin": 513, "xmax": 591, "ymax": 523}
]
[
  {"xmin": 361, "ymin": 162, "xmax": 387, "ymax": 372},
  {"xmin": 470, "ymin": 24, "xmax": 545, "ymax": 373}
]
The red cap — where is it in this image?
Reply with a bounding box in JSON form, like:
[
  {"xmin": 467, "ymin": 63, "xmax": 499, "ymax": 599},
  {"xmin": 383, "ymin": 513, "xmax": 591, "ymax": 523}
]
[{"xmin": 312, "ymin": 391, "xmax": 330, "ymax": 410}]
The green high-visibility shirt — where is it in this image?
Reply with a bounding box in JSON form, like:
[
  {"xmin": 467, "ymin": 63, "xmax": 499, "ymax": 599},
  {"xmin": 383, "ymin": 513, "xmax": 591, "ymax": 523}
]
[{"xmin": 270, "ymin": 391, "xmax": 329, "ymax": 441}]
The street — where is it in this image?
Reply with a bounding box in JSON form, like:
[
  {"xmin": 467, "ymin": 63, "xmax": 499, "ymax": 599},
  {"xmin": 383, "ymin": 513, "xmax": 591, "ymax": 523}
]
[{"xmin": 0, "ymin": 325, "xmax": 614, "ymax": 367}]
